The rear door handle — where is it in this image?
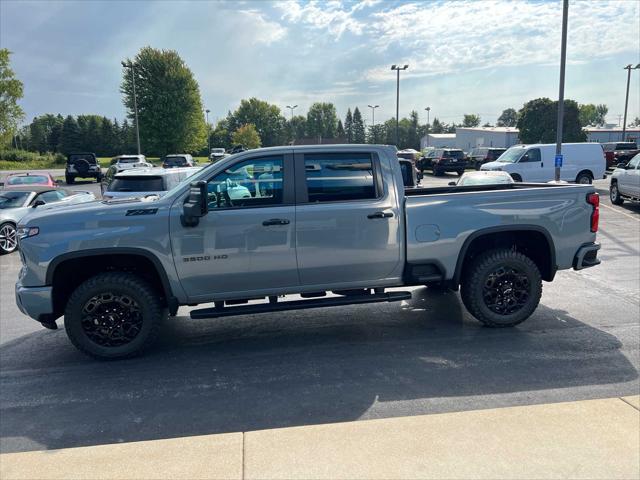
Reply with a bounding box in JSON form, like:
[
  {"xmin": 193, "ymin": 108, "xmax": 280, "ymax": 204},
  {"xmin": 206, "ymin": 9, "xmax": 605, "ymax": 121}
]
[
  {"xmin": 367, "ymin": 211, "xmax": 393, "ymax": 219},
  {"xmin": 262, "ymin": 218, "xmax": 290, "ymax": 226}
]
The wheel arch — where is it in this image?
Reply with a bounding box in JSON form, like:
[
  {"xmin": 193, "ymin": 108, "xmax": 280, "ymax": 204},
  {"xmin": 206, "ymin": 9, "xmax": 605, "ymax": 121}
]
[
  {"xmin": 452, "ymin": 225, "xmax": 557, "ymax": 288},
  {"xmin": 46, "ymin": 248, "xmax": 178, "ymax": 317}
]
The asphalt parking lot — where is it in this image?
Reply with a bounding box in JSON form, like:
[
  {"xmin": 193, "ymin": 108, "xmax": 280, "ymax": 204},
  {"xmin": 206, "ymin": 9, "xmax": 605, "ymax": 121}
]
[{"xmin": 0, "ymin": 172, "xmax": 638, "ymax": 454}]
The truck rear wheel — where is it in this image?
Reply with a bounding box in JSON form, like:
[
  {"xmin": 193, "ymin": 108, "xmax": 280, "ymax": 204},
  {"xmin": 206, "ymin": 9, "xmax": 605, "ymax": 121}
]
[
  {"xmin": 64, "ymin": 272, "xmax": 166, "ymax": 359},
  {"xmin": 460, "ymin": 249, "xmax": 542, "ymax": 327},
  {"xmin": 610, "ymin": 182, "xmax": 624, "ymax": 205}
]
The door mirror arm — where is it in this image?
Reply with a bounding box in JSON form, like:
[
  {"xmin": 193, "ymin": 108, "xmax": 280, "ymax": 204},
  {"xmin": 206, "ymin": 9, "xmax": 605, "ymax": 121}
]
[{"xmin": 181, "ymin": 181, "xmax": 209, "ymax": 227}]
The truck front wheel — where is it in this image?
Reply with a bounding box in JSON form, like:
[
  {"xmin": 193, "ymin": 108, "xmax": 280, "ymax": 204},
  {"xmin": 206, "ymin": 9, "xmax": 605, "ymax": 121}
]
[
  {"xmin": 64, "ymin": 272, "xmax": 166, "ymax": 359},
  {"xmin": 460, "ymin": 249, "xmax": 542, "ymax": 327}
]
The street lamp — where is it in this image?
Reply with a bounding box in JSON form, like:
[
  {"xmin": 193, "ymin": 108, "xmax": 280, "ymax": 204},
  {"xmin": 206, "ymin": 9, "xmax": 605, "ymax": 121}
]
[
  {"xmin": 205, "ymin": 109, "xmax": 211, "ymax": 155},
  {"xmin": 368, "ymin": 104, "xmax": 379, "ymax": 143},
  {"xmin": 554, "ymin": 0, "xmax": 568, "ymax": 182},
  {"xmin": 391, "ymin": 64, "xmax": 408, "ymax": 146},
  {"xmin": 286, "ymin": 105, "xmax": 298, "ymax": 121},
  {"xmin": 425, "ymin": 107, "xmax": 431, "ymax": 147},
  {"xmin": 121, "ymin": 61, "xmax": 141, "ymax": 155},
  {"xmin": 622, "ymin": 64, "xmax": 640, "ymax": 141}
]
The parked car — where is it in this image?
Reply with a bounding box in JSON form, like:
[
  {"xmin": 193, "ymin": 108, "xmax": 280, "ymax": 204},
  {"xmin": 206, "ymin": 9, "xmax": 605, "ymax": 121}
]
[
  {"xmin": 109, "ymin": 154, "xmax": 151, "ymax": 170},
  {"xmin": 397, "ymin": 149, "xmax": 422, "ymax": 184},
  {"xmin": 16, "ymin": 145, "xmax": 600, "ymax": 358},
  {"xmin": 65, "ymin": 153, "xmax": 102, "ymax": 184},
  {"xmin": 209, "ymin": 148, "xmax": 227, "ymax": 162},
  {"xmin": 0, "ymin": 187, "xmax": 95, "ymax": 254},
  {"xmin": 1, "ymin": 172, "xmax": 57, "ymax": 188},
  {"xmin": 417, "ymin": 147, "xmax": 437, "ymax": 172},
  {"xmin": 610, "ymin": 153, "xmax": 640, "ymax": 205},
  {"xmin": 102, "ymin": 167, "xmax": 201, "ymax": 200},
  {"xmin": 162, "ymin": 154, "xmax": 196, "ymax": 168},
  {"xmin": 602, "ymin": 142, "xmax": 639, "ymax": 169},
  {"xmin": 448, "ymin": 170, "xmax": 514, "ymax": 186},
  {"xmin": 481, "ymin": 143, "xmax": 606, "ymax": 183},
  {"xmin": 468, "ymin": 147, "xmax": 507, "ymax": 170},
  {"xmin": 430, "ymin": 148, "xmax": 467, "ymax": 176}
]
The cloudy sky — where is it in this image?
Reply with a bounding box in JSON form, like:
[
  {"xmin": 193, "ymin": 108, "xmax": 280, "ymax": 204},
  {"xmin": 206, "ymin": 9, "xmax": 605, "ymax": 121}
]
[{"xmin": 2, "ymin": 0, "xmax": 639, "ymax": 127}]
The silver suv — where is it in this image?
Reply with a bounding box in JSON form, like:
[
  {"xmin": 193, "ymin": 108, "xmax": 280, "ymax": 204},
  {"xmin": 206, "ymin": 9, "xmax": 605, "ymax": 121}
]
[{"xmin": 610, "ymin": 153, "xmax": 640, "ymax": 205}]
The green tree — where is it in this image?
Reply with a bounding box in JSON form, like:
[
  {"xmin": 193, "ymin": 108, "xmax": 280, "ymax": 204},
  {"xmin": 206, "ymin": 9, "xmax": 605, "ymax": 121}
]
[
  {"xmin": 0, "ymin": 49, "xmax": 25, "ymax": 147},
  {"xmin": 288, "ymin": 115, "xmax": 307, "ymax": 143},
  {"xmin": 344, "ymin": 108, "xmax": 353, "ymax": 142},
  {"xmin": 59, "ymin": 115, "xmax": 82, "ymax": 154},
  {"xmin": 121, "ymin": 47, "xmax": 206, "ymax": 155},
  {"xmin": 228, "ymin": 98, "xmax": 287, "ymax": 147},
  {"xmin": 336, "ymin": 119, "xmax": 345, "ymax": 139},
  {"xmin": 579, "ymin": 103, "xmax": 608, "ymax": 126},
  {"xmin": 306, "ymin": 102, "xmax": 338, "ymax": 139},
  {"xmin": 232, "ymin": 124, "xmax": 261, "ymax": 149},
  {"xmin": 631, "ymin": 117, "xmax": 640, "ymax": 127},
  {"xmin": 407, "ymin": 110, "xmax": 420, "ymax": 149},
  {"xmin": 462, "ymin": 114, "xmax": 481, "ymax": 127},
  {"xmin": 367, "ymin": 124, "xmax": 384, "ymax": 144},
  {"xmin": 119, "ymin": 118, "xmax": 136, "ymax": 153},
  {"xmin": 431, "ymin": 117, "xmax": 444, "ymax": 134},
  {"xmin": 497, "ymin": 108, "xmax": 518, "ymax": 127},
  {"xmin": 210, "ymin": 118, "xmax": 232, "ymax": 151},
  {"xmin": 29, "ymin": 114, "xmax": 63, "ymax": 153},
  {"xmin": 517, "ymin": 98, "xmax": 586, "ymax": 143},
  {"xmin": 352, "ymin": 107, "xmax": 366, "ymax": 143},
  {"xmin": 99, "ymin": 117, "xmax": 115, "ymax": 156}
]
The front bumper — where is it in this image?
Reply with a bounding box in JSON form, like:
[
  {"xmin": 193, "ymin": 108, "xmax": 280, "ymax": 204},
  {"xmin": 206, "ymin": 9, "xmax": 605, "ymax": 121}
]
[
  {"xmin": 573, "ymin": 242, "xmax": 601, "ymax": 270},
  {"xmin": 15, "ymin": 282, "xmax": 54, "ymax": 322}
]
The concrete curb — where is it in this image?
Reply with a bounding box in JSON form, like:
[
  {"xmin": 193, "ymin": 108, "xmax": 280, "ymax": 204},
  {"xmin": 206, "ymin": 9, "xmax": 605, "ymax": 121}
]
[{"xmin": 2, "ymin": 396, "xmax": 638, "ymax": 480}]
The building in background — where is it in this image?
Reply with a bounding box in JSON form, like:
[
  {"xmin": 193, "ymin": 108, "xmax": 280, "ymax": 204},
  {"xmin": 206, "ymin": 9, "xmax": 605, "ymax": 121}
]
[
  {"xmin": 584, "ymin": 126, "xmax": 640, "ymax": 144},
  {"xmin": 454, "ymin": 127, "xmax": 521, "ymax": 151},
  {"xmin": 420, "ymin": 133, "xmax": 456, "ymax": 149}
]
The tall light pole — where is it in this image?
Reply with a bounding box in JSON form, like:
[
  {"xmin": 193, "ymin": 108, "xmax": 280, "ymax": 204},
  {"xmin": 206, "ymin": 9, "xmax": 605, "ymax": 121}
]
[
  {"xmin": 368, "ymin": 104, "xmax": 379, "ymax": 143},
  {"xmin": 121, "ymin": 61, "xmax": 141, "ymax": 155},
  {"xmin": 554, "ymin": 0, "xmax": 568, "ymax": 182},
  {"xmin": 424, "ymin": 106, "xmax": 431, "ymax": 147},
  {"xmin": 391, "ymin": 64, "xmax": 408, "ymax": 146},
  {"xmin": 622, "ymin": 64, "xmax": 640, "ymax": 141},
  {"xmin": 205, "ymin": 109, "xmax": 211, "ymax": 154},
  {"xmin": 286, "ymin": 104, "xmax": 298, "ymax": 121}
]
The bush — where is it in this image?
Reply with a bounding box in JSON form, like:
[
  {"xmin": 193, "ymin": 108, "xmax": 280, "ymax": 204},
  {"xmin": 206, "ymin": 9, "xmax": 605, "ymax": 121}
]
[{"xmin": 0, "ymin": 149, "xmax": 66, "ymax": 170}]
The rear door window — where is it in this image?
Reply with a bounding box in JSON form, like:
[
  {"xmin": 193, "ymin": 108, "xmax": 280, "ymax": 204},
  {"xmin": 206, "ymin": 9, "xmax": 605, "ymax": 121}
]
[{"xmin": 304, "ymin": 153, "xmax": 377, "ymax": 203}]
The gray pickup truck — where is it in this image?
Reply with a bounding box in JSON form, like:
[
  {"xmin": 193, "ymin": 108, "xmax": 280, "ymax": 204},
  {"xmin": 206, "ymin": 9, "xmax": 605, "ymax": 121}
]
[{"xmin": 15, "ymin": 145, "xmax": 601, "ymax": 359}]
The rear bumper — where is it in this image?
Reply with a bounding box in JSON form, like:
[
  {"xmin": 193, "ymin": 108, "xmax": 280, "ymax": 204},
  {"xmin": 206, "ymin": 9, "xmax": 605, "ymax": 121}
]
[
  {"xmin": 15, "ymin": 282, "xmax": 54, "ymax": 322},
  {"xmin": 573, "ymin": 242, "xmax": 601, "ymax": 270},
  {"xmin": 433, "ymin": 162, "xmax": 467, "ymax": 171}
]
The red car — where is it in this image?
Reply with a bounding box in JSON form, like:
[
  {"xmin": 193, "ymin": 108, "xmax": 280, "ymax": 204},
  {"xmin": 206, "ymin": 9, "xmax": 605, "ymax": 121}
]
[{"xmin": 2, "ymin": 172, "xmax": 58, "ymax": 189}]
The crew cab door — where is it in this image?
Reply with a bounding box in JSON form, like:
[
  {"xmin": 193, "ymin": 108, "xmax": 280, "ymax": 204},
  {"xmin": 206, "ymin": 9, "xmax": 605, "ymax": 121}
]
[
  {"xmin": 620, "ymin": 155, "xmax": 640, "ymax": 197},
  {"xmin": 169, "ymin": 153, "xmax": 298, "ymax": 299},
  {"xmin": 294, "ymin": 150, "xmax": 402, "ymax": 286}
]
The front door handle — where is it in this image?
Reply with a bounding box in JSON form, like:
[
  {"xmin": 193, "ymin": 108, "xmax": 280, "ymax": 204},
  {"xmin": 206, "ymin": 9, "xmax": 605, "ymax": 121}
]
[
  {"xmin": 262, "ymin": 218, "xmax": 290, "ymax": 226},
  {"xmin": 367, "ymin": 211, "xmax": 393, "ymax": 219}
]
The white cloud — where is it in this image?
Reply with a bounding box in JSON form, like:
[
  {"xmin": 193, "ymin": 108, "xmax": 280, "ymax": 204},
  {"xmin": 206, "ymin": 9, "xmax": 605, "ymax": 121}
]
[
  {"xmin": 239, "ymin": 9, "xmax": 287, "ymax": 45},
  {"xmin": 275, "ymin": 0, "xmax": 365, "ymax": 39}
]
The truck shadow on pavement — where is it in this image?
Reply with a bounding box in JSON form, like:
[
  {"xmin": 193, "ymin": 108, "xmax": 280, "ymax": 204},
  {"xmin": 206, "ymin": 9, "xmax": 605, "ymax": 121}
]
[{"xmin": 0, "ymin": 287, "xmax": 637, "ymax": 453}]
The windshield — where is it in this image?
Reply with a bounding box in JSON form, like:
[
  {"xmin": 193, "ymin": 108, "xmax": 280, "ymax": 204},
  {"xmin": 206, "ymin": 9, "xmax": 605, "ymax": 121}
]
[
  {"xmin": 118, "ymin": 157, "xmax": 141, "ymax": 164},
  {"xmin": 0, "ymin": 191, "xmax": 30, "ymax": 208},
  {"xmin": 211, "ymin": 149, "xmax": 225, "ymax": 154},
  {"xmin": 616, "ymin": 143, "xmax": 637, "ymax": 150},
  {"xmin": 443, "ymin": 150, "xmax": 464, "ymax": 159},
  {"xmin": 497, "ymin": 147, "xmax": 525, "ymax": 163},
  {"xmin": 7, "ymin": 175, "xmax": 49, "ymax": 185},
  {"xmin": 108, "ymin": 176, "xmax": 164, "ymax": 192},
  {"xmin": 164, "ymin": 157, "xmax": 187, "ymax": 166},
  {"xmin": 69, "ymin": 154, "xmax": 96, "ymax": 164}
]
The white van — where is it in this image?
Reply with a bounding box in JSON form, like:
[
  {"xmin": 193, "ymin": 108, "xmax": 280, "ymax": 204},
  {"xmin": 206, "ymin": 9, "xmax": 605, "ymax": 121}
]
[{"xmin": 480, "ymin": 143, "xmax": 606, "ymax": 183}]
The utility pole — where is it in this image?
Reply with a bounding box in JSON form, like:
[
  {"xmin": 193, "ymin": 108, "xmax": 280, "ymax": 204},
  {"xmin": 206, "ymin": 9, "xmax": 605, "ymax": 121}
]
[
  {"xmin": 286, "ymin": 105, "xmax": 297, "ymax": 121},
  {"xmin": 391, "ymin": 64, "xmax": 408, "ymax": 146},
  {"xmin": 368, "ymin": 104, "xmax": 379, "ymax": 143},
  {"xmin": 121, "ymin": 61, "xmax": 141, "ymax": 155},
  {"xmin": 622, "ymin": 64, "xmax": 640, "ymax": 141},
  {"xmin": 286, "ymin": 105, "xmax": 298, "ymax": 144},
  {"xmin": 425, "ymin": 107, "xmax": 431, "ymax": 147},
  {"xmin": 205, "ymin": 109, "xmax": 211, "ymax": 154},
  {"xmin": 554, "ymin": 0, "xmax": 568, "ymax": 182}
]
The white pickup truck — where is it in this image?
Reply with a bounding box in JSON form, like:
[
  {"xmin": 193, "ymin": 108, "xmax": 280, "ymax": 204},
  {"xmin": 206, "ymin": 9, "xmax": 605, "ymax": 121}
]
[{"xmin": 15, "ymin": 145, "xmax": 601, "ymax": 359}]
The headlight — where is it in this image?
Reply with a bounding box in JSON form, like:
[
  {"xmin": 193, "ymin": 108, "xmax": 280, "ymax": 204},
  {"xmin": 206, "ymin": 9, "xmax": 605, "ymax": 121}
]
[{"xmin": 17, "ymin": 226, "xmax": 39, "ymax": 239}]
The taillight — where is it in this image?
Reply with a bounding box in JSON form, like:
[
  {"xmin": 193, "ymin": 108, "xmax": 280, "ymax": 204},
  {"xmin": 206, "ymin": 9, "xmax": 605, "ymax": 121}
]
[{"xmin": 587, "ymin": 192, "xmax": 599, "ymax": 232}]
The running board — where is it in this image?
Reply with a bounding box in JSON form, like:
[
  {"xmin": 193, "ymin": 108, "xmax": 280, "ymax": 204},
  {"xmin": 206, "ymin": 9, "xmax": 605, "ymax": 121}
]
[{"xmin": 190, "ymin": 291, "xmax": 412, "ymax": 319}]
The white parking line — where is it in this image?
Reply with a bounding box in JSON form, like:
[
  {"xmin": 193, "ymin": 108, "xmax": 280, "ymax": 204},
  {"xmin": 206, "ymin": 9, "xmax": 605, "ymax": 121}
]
[{"xmin": 601, "ymin": 202, "xmax": 640, "ymax": 221}]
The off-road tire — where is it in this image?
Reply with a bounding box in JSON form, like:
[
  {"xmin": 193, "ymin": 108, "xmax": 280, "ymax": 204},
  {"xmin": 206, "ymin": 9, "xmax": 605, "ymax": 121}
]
[
  {"xmin": 460, "ymin": 249, "xmax": 542, "ymax": 328},
  {"xmin": 65, "ymin": 174, "xmax": 75, "ymax": 185},
  {"xmin": 510, "ymin": 173, "xmax": 522, "ymax": 182},
  {"xmin": 64, "ymin": 272, "xmax": 166, "ymax": 360},
  {"xmin": 75, "ymin": 159, "xmax": 90, "ymax": 176},
  {"xmin": 610, "ymin": 182, "xmax": 624, "ymax": 205},
  {"xmin": 432, "ymin": 167, "xmax": 442, "ymax": 176}
]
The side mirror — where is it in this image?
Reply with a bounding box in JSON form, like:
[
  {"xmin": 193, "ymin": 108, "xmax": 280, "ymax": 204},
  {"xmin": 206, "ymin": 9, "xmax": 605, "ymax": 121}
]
[
  {"xmin": 448, "ymin": 181, "xmax": 456, "ymax": 186},
  {"xmin": 32, "ymin": 200, "xmax": 46, "ymax": 208},
  {"xmin": 617, "ymin": 162, "xmax": 627, "ymax": 169},
  {"xmin": 181, "ymin": 180, "xmax": 208, "ymax": 227}
]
